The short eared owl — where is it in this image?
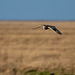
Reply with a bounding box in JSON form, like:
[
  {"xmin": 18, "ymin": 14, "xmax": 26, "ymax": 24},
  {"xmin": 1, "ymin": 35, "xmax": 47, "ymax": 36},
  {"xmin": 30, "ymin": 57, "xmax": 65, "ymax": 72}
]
[{"xmin": 33, "ymin": 24, "xmax": 62, "ymax": 35}]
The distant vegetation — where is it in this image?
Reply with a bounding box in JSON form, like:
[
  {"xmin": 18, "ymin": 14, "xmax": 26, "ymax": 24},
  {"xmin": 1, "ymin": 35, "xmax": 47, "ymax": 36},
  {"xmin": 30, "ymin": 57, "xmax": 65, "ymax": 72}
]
[
  {"xmin": 24, "ymin": 70, "xmax": 75, "ymax": 75},
  {"xmin": 0, "ymin": 21, "xmax": 75, "ymax": 75}
]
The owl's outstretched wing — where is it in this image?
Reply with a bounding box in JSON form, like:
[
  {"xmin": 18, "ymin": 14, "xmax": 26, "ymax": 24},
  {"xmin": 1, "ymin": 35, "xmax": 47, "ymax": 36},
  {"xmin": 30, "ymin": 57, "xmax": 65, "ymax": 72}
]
[
  {"xmin": 48, "ymin": 25, "xmax": 62, "ymax": 35},
  {"xmin": 32, "ymin": 25, "xmax": 43, "ymax": 29}
]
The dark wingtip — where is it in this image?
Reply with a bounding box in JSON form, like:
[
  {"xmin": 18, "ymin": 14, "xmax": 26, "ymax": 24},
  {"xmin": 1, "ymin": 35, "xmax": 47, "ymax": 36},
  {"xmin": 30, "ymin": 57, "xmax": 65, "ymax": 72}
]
[{"xmin": 59, "ymin": 33, "xmax": 62, "ymax": 35}]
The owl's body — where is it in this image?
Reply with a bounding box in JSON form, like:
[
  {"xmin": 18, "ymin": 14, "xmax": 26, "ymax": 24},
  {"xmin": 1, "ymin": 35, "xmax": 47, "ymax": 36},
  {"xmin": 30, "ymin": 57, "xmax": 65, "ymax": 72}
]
[{"xmin": 43, "ymin": 25, "xmax": 49, "ymax": 30}]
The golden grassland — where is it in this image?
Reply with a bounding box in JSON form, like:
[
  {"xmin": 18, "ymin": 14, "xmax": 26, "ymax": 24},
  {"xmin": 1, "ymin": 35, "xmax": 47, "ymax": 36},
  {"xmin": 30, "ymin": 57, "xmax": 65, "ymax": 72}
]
[{"xmin": 0, "ymin": 21, "xmax": 75, "ymax": 75}]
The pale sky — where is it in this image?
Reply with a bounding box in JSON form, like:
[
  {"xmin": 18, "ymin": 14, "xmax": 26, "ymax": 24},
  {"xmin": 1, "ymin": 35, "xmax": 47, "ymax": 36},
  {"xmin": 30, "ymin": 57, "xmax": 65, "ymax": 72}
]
[{"xmin": 0, "ymin": 0, "xmax": 75, "ymax": 20}]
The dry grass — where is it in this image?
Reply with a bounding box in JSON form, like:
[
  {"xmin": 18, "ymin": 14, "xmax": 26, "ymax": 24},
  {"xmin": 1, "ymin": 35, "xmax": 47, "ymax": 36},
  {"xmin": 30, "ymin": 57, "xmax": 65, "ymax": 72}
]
[{"xmin": 0, "ymin": 21, "xmax": 75, "ymax": 75}]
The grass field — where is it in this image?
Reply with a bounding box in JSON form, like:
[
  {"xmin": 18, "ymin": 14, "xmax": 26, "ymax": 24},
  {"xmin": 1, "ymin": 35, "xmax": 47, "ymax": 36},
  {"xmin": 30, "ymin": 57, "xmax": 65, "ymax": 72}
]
[{"xmin": 0, "ymin": 21, "xmax": 75, "ymax": 75}]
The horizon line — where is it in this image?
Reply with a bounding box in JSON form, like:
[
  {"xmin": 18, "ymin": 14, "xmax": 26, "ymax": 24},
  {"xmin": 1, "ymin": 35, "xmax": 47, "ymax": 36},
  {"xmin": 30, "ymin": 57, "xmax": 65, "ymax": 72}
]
[{"xmin": 0, "ymin": 20, "xmax": 75, "ymax": 22}]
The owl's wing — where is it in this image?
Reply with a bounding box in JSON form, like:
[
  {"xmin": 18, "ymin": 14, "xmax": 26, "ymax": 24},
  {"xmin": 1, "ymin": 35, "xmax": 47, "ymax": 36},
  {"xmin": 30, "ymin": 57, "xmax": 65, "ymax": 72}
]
[
  {"xmin": 32, "ymin": 25, "xmax": 43, "ymax": 29},
  {"xmin": 48, "ymin": 25, "xmax": 62, "ymax": 35}
]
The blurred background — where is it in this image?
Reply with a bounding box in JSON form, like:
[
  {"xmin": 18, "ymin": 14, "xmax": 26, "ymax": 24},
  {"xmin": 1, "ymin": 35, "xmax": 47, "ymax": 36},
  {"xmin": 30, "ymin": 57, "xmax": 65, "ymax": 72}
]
[
  {"xmin": 0, "ymin": 0, "xmax": 75, "ymax": 21},
  {"xmin": 0, "ymin": 0, "xmax": 75, "ymax": 75}
]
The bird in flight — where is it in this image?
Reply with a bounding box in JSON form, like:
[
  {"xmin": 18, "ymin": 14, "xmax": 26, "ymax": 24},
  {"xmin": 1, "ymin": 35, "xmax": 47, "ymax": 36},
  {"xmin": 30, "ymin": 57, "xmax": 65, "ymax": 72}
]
[{"xmin": 33, "ymin": 24, "xmax": 62, "ymax": 35}]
